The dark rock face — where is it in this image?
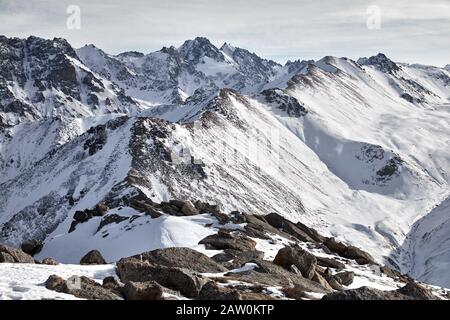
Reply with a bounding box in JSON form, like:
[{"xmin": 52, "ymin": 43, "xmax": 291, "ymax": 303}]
[
  {"xmin": 0, "ymin": 245, "xmax": 35, "ymax": 263},
  {"xmin": 96, "ymin": 214, "xmax": 128, "ymax": 232},
  {"xmin": 358, "ymin": 53, "xmax": 400, "ymax": 74},
  {"xmin": 273, "ymin": 246, "xmax": 317, "ymax": 279},
  {"xmin": 199, "ymin": 230, "xmax": 257, "ymax": 252},
  {"xmin": 260, "ymin": 89, "xmax": 308, "ymax": 117},
  {"xmin": 121, "ymin": 281, "xmax": 163, "ymax": 300},
  {"xmin": 21, "ymin": 240, "xmax": 43, "ymax": 256},
  {"xmin": 80, "ymin": 250, "xmax": 107, "ymax": 265},
  {"xmin": 84, "ymin": 125, "xmax": 108, "ymax": 156},
  {"xmin": 118, "ymin": 247, "xmax": 227, "ymax": 273},
  {"xmin": 323, "ymin": 238, "xmax": 376, "ymax": 265}
]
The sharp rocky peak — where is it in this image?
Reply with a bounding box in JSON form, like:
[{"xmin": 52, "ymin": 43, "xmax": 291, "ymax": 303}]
[
  {"xmin": 178, "ymin": 37, "xmax": 224, "ymax": 63},
  {"xmin": 357, "ymin": 53, "xmax": 400, "ymax": 73}
]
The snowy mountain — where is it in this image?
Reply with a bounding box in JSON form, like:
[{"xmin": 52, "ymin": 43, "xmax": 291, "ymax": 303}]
[
  {"xmin": 1, "ymin": 35, "xmax": 450, "ymax": 294},
  {"xmin": 0, "ymin": 36, "xmax": 141, "ymax": 128},
  {"xmin": 76, "ymin": 37, "xmax": 306, "ymax": 106}
]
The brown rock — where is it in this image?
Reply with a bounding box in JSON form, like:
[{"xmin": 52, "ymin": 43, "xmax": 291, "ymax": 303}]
[
  {"xmin": 80, "ymin": 250, "xmax": 107, "ymax": 265},
  {"xmin": 42, "ymin": 257, "xmax": 59, "ymax": 265},
  {"xmin": 0, "ymin": 245, "xmax": 35, "ymax": 263},
  {"xmin": 273, "ymin": 246, "xmax": 317, "ymax": 279},
  {"xmin": 181, "ymin": 201, "xmax": 199, "ymax": 216},
  {"xmin": 121, "ymin": 281, "xmax": 163, "ymax": 300},
  {"xmin": 199, "ymin": 230, "xmax": 256, "ymax": 252},
  {"xmin": 120, "ymin": 247, "xmax": 227, "ymax": 273}
]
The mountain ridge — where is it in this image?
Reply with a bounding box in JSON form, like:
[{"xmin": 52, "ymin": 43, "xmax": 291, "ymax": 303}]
[{"xmin": 0, "ymin": 34, "xmax": 449, "ymax": 290}]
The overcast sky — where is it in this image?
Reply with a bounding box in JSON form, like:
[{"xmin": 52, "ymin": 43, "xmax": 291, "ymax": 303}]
[{"xmin": 0, "ymin": 0, "xmax": 449, "ymax": 66}]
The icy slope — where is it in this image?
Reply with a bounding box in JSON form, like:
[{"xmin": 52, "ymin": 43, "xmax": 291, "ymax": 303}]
[{"xmin": 0, "ymin": 117, "xmax": 133, "ymax": 245}]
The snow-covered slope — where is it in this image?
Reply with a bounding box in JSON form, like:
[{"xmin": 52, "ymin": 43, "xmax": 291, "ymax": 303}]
[
  {"xmin": 399, "ymin": 196, "xmax": 450, "ymax": 288},
  {"xmin": 1, "ymin": 35, "xmax": 450, "ymax": 289}
]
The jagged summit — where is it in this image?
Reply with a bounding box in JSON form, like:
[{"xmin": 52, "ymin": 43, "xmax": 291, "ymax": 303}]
[
  {"xmin": 178, "ymin": 37, "xmax": 224, "ymax": 63},
  {"xmin": 358, "ymin": 53, "xmax": 400, "ymax": 73}
]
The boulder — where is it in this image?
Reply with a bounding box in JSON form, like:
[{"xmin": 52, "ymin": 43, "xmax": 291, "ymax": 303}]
[
  {"xmin": 199, "ymin": 230, "xmax": 256, "ymax": 252},
  {"xmin": 181, "ymin": 201, "xmax": 199, "ymax": 216},
  {"xmin": 312, "ymin": 271, "xmax": 333, "ymax": 291},
  {"xmin": 242, "ymin": 214, "xmax": 283, "ymax": 239},
  {"xmin": 168, "ymin": 199, "xmax": 186, "ymax": 209},
  {"xmin": 128, "ymin": 198, "xmax": 161, "ymax": 218},
  {"xmin": 92, "ymin": 203, "xmax": 109, "ymax": 216},
  {"xmin": 116, "ymin": 258, "xmax": 207, "ymax": 298},
  {"xmin": 121, "ymin": 281, "xmax": 163, "ymax": 300},
  {"xmin": 119, "ymin": 247, "xmax": 227, "ymax": 273},
  {"xmin": 397, "ymin": 282, "xmax": 436, "ymax": 300},
  {"xmin": 73, "ymin": 210, "xmax": 92, "ymax": 223},
  {"xmin": 42, "ymin": 257, "xmax": 59, "ymax": 265},
  {"xmin": 0, "ymin": 245, "xmax": 35, "ymax": 263},
  {"xmin": 45, "ymin": 275, "xmax": 66, "ymax": 291},
  {"xmin": 316, "ymin": 256, "xmax": 345, "ymax": 270},
  {"xmin": 212, "ymin": 249, "xmax": 264, "ymax": 269},
  {"xmin": 45, "ymin": 275, "xmax": 122, "ymax": 300},
  {"xmin": 21, "ymin": 240, "xmax": 43, "ymax": 256},
  {"xmin": 322, "ymin": 286, "xmax": 411, "ymax": 300},
  {"xmin": 102, "ymin": 276, "xmax": 122, "ymax": 290},
  {"xmin": 273, "ymin": 246, "xmax": 317, "ymax": 279},
  {"xmin": 197, "ymin": 282, "xmax": 241, "ymax": 300},
  {"xmin": 80, "ymin": 250, "xmax": 107, "ymax": 265},
  {"xmin": 333, "ymin": 271, "xmax": 354, "ymax": 286},
  {"xmin": 264, "ymin": 213, "xmax": 315, "ymax": 242},
  {"xmin": 323, "ymin": 238, "xmax": 376, "ymax": 265},
  {"xmin": 161, "ymin": 202, "xmax": 182, "ymax": 216},
  {"xmin": 224, "ymin": 259, "xmax": 330, "ymax": 293}
]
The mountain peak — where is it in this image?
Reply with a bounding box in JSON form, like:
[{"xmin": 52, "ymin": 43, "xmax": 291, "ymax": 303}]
[
  {"xmin": 178, "ymin": 37, "xmax": 223, "ymax": 63},
  {"xmin": 358, "ymin": 53, "xmax": 400, "ymax": 73}
]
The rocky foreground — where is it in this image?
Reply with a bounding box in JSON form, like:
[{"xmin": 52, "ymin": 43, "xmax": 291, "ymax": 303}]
[{"xmin": 1, "ymin": 200, "xmax": 449, "ymax": 300}]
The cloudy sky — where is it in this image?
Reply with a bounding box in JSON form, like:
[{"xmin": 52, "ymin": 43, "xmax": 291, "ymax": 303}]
[{"xmin": 0, "ymin": 0, "xmax": 449, "ymax": 66}]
